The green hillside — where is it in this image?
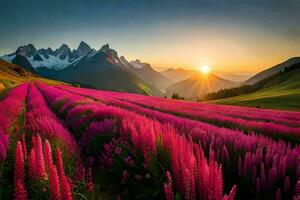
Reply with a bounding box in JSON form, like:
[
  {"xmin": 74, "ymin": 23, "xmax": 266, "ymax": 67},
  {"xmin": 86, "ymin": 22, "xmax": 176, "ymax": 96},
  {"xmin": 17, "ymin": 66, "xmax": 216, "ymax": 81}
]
[
  {"xmin": 0, "ymin": 59, "xmax": 66, "ymax": 92},
  {"xmin": 210, "ymin": 67, "xmax": 300, "ymax": 111}
]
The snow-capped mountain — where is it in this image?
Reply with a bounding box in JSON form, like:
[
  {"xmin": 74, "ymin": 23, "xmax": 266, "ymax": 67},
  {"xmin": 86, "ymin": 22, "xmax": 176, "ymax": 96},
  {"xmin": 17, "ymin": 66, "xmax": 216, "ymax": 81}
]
[
  {"xmin": 2, "ymin": 42, "xmax": 172, "ymax": 91},
  {"xmin": 2, "ymin": 41, "xmax": 92, "ymax": 70}
]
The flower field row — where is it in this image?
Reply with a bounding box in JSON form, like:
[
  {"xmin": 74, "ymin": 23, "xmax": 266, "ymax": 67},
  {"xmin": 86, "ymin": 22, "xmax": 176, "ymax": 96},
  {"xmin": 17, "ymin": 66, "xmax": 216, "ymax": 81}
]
[
  {"xmin": 0, "ymin": 83, "xmax": 28, "ymax": 162},
  {"xmin": 39, "ymin": 83, "xmax": 300, "ymax": 199},
  {"xmin": 1, "ymin": 82, "xmax": 300, "ymax": 199},
  {"xmin": 57, "ymin": 85, "xmax": 300, "ymax": 141},
  {"xmin": 0, "ymin": 83, "xmax": 94, "ymax": 199},
  {"xmin": 39, "ymin": 82, "xmax": 236, "ymax": 199}
]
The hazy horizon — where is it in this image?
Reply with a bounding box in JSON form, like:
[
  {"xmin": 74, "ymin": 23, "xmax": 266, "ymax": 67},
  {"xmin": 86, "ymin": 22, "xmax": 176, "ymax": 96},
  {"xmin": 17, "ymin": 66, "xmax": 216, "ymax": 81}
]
[{"xmin": 1, "ymin": 0, "xmax": 300, "ymax": 73}]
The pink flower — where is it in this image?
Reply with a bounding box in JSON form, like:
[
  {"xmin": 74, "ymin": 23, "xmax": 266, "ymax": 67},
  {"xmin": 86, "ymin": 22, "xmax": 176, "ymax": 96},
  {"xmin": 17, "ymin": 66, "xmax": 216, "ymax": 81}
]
[
  {"xmin": 14, "ymin": 179, "xmax": 28, "ymax": 200},
  {"xmin": 14, "ymin": 142, "xmax": 27, "ymax": 200},
  {"xmin": 43, "ymin": 139, "xmax": 53, "ymax": 170},
  {"xmin": 227, "ymin": 185, "xmax": 237, "ymax": 200},
  {"xmin": 28, "ymin": 148, "xmax": 36, "ymax": 179},
  {"xmin": 14, "ymin": 141, "xmax": 25, "ymax": 183},
  {"xmin": 49, "ymin": 165, "xmax": 61, "ymax": 200},
  {"xmin": 60, "ymin": 174, "xmax": 73, "ymax": 200},
  {"xmin": 35, "ymin": 134, "xmax": 46, "ymax": 178},
  {"xmin": 55, "ymin": 148, "xmax": 65, "ymax": 177}
]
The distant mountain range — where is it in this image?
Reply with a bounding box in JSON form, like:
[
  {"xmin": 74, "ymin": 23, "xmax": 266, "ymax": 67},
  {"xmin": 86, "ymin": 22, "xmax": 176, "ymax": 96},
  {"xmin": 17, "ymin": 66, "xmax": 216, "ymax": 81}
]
[
  {"xmin": 2, "ymin": 42, "xmax": 300, "ymax": 99},
  {"xmin": 2, "ymin": 42, "xmax": 170, "ymax": 95},
  {"xmin": 165, "ymin": 73, "xmax": 236, "ymax": 99},
  {"xmin": 161, "ymin": 68, "xmax": 200, "ymax": 83}
]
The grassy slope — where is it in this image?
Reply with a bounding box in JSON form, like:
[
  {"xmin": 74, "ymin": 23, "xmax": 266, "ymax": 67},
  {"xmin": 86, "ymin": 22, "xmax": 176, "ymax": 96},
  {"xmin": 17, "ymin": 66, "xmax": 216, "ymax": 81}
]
[
  {"xmin": 0, "ymin": 59, "xmax": 66, "ymax": 91},
  {"xmin": 210, "ymin": 68, "xmax": 300, "ymax": 111}
]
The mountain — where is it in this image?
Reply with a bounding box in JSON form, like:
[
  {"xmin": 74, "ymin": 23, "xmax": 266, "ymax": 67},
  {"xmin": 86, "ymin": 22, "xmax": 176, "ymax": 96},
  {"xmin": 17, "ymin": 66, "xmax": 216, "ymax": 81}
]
[
  {"xmin": 12, "ymin": 54, "xmax": 36, "ymax": 73},
  {"xmin": 245, "ymin": 57, "xmax": 300, "ymax": 85},
  {"xmin": 214, "ymin": 71, "xmax": 254, "ymax": 82},
  {"xmin": 2, "ymin": 41, "xmax": 93, "ymax": 70},
  {"xmin": 126, "ymin": 59, "xmax": 172, "ymax": 90},
  {"xmin": 50, "ymin": 48, "xmax": 162, "ymax": 96},
  {"xmin": 165, "ymin": 73, "xmax": 236, "ymax": 99},
  {"xmin": 161, "ymin": 68, "xmax": 200, "ymax": 83},
  {"xmin": 211, "ymin": 62, "xmax": 300, "ymax": 111},
  {"xmin": 93, "ymin": 46, "xmax": 171, "ymax": 90},
  {"xmin": 2, "ymin": 42, "xmax": 171, "ymax": 94}
]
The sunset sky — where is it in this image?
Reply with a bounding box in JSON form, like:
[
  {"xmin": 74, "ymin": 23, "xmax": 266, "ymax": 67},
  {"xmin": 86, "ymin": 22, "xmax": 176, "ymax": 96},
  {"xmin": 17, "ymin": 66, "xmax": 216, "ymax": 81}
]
[{"xmin": 1, "ymin": 0, "xmax": 300, "ymax": 72}]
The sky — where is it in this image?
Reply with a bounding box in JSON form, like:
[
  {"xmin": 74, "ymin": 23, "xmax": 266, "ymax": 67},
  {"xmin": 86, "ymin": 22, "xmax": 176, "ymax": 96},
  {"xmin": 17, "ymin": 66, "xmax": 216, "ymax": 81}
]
[{"xmin": 0, "ymin": 0, "xmax": 300, "ymax": 72}]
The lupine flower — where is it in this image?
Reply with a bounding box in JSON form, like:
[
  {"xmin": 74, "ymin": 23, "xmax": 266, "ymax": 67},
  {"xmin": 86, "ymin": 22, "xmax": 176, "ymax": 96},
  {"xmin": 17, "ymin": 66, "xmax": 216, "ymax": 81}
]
[
  {"xmin": 14, "ymin": 179, "xmax": 28, "ymax": 200},
  {"xmin": 35, "ymin": 134, "xmax": 46, "ymax": 178},
  {"xmin": 13, "ymin": 142, "xmax": 27, "ymax": 200},
  {"xmin": 227, "ymin": 185, "xmax": 237, "ymax": 200},
  {"xmin": 49, "ymin": 165, "xmax": 61, "ymax": 200},
  {"xmin": 28, "ymin": 148, "xmax": 36, "ymax": 178},
  {"xmin": 14, "ymin": 142, "xmax": 25, "ymax": 183},
  {"xmin": 60, "ymin": 174, "xmax": 73, "ymax": 200},
  {"xmin": 55, "ymin": 148, "xmax": 65, "ymax": 177},
  {"xmin": 43, "ymin": 139, "xmax": 53, "ymax": 170}
]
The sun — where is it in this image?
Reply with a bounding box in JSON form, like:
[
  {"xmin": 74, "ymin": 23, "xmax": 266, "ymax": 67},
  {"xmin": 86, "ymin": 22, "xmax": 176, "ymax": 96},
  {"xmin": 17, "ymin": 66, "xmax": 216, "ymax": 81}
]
[{"xmin": 200, "ymin": 65, "xmax": 210, "ymax": 74}]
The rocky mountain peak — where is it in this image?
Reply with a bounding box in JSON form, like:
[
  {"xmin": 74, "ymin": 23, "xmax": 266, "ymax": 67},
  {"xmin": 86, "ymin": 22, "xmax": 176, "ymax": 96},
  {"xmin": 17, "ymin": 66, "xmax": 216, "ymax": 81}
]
[
  {"xmin": 55, "ymin": 44, "xmax": 71, "ymax": 59},
  {"xmin": 99, "ymin": 44, "xmax": 110, "ymax": 53},
  {"xmin": 76, "ymin": 41, "xmax": 92, "ymax": 57},
  {"xmin": 16, "ymin": 44, "xmax": 37, "ymax": 57}
]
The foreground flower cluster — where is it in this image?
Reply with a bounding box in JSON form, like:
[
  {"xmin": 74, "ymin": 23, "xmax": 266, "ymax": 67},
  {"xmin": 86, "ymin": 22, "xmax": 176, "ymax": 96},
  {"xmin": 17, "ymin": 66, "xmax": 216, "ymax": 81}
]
[
  {"xmin": 0, "ymin": 82, "xmax": 300, "ymax": 199},
  {"xmin": 54, "ymin": 84, "xmax": 300, "ymax": 199}
]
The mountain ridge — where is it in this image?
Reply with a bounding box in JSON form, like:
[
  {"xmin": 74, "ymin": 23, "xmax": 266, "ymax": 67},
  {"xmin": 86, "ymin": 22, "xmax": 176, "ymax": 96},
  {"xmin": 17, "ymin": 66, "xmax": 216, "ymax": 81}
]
[
  {"xmin": 165, "ymin": 73, "xmax": 236, "ymax": 99},
  {"xmin": 245, "ymin": 57, "xmax": 300, "ymax": 85},
  {"xmin": 1, "ymin": 42, "xmax": 171, "ymax": 94}
]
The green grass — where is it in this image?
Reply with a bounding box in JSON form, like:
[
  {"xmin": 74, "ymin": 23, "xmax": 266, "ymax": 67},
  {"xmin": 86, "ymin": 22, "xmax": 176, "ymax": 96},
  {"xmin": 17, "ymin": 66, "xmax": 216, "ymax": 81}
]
[{"xmin": 210, "ymin": 68, "xmax": 300, "ymax": 111}]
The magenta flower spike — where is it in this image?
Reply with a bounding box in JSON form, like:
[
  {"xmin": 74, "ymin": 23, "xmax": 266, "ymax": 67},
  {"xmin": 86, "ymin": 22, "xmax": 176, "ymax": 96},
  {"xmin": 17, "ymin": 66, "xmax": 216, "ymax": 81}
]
[{"xmin": 49, "ymin": 165, "xmax": 61, "ymax": 200}]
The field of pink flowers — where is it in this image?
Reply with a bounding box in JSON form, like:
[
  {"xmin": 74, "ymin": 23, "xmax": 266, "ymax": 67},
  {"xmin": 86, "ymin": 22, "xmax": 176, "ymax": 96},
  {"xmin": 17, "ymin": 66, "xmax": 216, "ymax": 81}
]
[{"xmin": 0, "ymin": 82, "xmax": 300, "ymax": 200}]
